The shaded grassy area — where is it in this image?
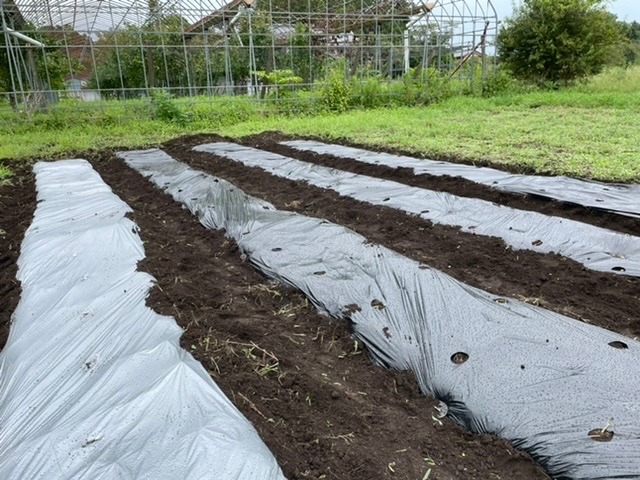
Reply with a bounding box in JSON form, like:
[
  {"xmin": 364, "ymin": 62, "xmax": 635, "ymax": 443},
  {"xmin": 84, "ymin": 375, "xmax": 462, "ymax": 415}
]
[{"xmin": 1, "ymin": 67, "xmax": 639, "ymax": 182}]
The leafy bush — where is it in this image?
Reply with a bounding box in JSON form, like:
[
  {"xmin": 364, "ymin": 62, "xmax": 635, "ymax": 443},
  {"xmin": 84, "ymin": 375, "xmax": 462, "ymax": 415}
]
[
  {"xmin": 480, "ymin": 68, "xmax": 529, "ymax": 97},
  {"xmin": 254, "ymin": 69, "xmax": 303, "ymax": 98},
  {"xmin": 386, "ymin": 68, "xmax": 452, "ymax": 106},
  {"xmin": 350, "ymin": 74, "xmax": 387, "ymax": 109},
  {"xmin": 319, "ymin": 61, "xmax": 352, "ymax": 112},
  {"xmin": 414, "ymin": 68, "xmax": 454, "ymax": 104},
  {"xmin": 498, "ymin": 0, "xmax": 623, "ymax": 85},
  {"xmin": 150, "ymin": 90, "xmax": 189, "ymax": 125}
]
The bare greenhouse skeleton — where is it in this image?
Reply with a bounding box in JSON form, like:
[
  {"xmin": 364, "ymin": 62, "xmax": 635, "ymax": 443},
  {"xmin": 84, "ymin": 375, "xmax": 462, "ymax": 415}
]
[{"xmin": 1, "ymin": 0, "xmax": 497, "ymax": 111}]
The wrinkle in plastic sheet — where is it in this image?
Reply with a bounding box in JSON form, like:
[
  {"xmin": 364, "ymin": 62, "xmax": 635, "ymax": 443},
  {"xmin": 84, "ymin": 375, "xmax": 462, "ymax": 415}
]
[
  {"xmin": 120, "ymin": 148, "xmax": 640, "ymax": 480},
  {"xmin": 282, "ymin": 140, "xmax": 640, "ymax": 219},
  {"xmin": 0, "ymin": 160, "xmax": 285, "ymax": 480},
  {"xmin": 194, "ymin": 142, "xmax": 640, "ymax": 278}
]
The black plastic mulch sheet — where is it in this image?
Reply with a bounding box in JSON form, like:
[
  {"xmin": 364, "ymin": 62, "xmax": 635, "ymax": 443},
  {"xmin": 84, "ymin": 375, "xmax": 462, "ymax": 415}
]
[
  {"xmin": 194, "ymin": 142, "xmax": 640, "ymax": 278},
  {"xmin": 119, "ymin": 148, "xmax": 640, "ymax": 480},
  {"xmin": 282, "ymin": 140, "xmax": 640, "ymax": 219}
]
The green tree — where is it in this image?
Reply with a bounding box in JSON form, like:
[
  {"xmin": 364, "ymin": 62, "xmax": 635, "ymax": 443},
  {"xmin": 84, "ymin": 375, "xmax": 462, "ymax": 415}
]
[
  {"xmin": 497, "ymin": 0, "xmax": 623, "ymax": 84},
  {"xmin": 88, "ymin": 15, "xmax": 194, "ymax": 97},
  {"xmin": 622, "ymin": 20, "xmax": 640, "ymax": 42},
  {"xmin": 261, "ymin": 0, "xmax": 414, "ymax": 79},
  {"xmin": 618, "ymin": 20, "xmax": 640, "ymax": 66}
]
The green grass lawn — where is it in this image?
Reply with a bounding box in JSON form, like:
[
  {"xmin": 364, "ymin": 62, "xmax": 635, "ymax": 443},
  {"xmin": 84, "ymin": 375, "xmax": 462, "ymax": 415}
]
[
  {"xmin": 227, "ymin": 98, "xmax": 639, "ymax": 180},
  {"xmin": 1, "ymin": 67, "xmax": 639, "ymax": 182}
]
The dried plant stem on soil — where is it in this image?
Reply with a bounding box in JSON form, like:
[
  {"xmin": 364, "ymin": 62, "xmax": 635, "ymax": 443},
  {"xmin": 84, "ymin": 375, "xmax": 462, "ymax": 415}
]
[{"xmin": 86, "ymin": 151, "xmax": 548, "ymax": 479}]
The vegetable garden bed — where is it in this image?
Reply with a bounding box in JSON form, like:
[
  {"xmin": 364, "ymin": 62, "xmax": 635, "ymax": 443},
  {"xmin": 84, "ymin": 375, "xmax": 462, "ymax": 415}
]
[{"xmin": 4, "ymin": 132, "xmax": 640, "ymax": 479}]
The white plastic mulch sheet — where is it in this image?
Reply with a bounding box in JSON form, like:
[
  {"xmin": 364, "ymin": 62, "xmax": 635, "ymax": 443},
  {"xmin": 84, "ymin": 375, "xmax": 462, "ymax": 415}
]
[
  {"xmin": 193, "ymin": 142, "xmax": 640, "ymax": 278},
  {"xmin": 282, "ymin": 140, "xmax": 640, "ymax": 219},
  {"xmin": 120, "ymin": 148, "xmax": 640, "ymax": 480},
  {"xmin": 0, "ymin": 160, "xmax": 285, "ymax": 480}
]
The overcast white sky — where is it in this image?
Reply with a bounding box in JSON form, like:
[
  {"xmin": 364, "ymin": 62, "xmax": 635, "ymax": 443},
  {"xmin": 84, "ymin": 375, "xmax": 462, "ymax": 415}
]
[{"xmin": 490, "ymin": 0, "xmax": 639, "ymax": 22}]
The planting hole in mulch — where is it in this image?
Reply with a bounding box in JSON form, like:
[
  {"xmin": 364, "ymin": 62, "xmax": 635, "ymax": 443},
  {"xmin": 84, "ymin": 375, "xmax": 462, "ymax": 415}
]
[
  {"xmin": 8, "ymin": 132, "xmax": 640, "ymax": 479},
  {"xmin": 451, "ymin": 352, "xmax": 470, "ymax": 365},
  {"xmin": 609, "ymin": 341, "xmax": 629, "ymax": 349},
  {"xmin": 588, "ymin": 428, "xmax": 615, "ymax": 442},
  {"xmin": 371, "ymin": 299, "xmax": 385, "ymax": 310}
]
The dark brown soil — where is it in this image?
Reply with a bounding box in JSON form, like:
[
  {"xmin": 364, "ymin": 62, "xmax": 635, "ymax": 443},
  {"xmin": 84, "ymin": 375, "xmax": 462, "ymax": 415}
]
[
  {"xmin": 5, "ymin": 131, "xmax": 640, "ymax": 479},
  {"xmin": 164, "ymin": 133, "xmax": 640, "ymax": 339},
  {"xmin": 0, "ymin": 164, "xmax": 36, "ymax": 349},
  {"xmin": 247, "ymin": 131, "xmax": 640, "ymax": 237}
]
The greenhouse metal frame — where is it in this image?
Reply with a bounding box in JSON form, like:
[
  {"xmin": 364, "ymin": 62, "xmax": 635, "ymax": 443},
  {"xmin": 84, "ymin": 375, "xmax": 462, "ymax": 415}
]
[{"xmin": 0, "ymin": 0, "xmax": 497, "ymax": 110}]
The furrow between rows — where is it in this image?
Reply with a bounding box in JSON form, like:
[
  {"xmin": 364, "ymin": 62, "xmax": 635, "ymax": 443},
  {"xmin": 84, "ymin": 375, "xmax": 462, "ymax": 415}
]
[
  {"xmin": 119, "ymin": 148, "xmax": 640, "ymax": 479},
  {"xmin": 282, "ymin": 140, "xmax": 640, "ymax": 219},
  {"xmin": 195, "ymin": 142, "xmax": 640, "ymax": 278},
  {"xmin": 0, "ymin": 160, "xmax": 284, "ymax": 480}
]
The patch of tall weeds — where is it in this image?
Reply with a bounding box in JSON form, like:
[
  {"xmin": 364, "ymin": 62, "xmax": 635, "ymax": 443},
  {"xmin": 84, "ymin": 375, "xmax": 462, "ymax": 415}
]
[{"xmin": 150, "ymin": 90, "xmax": 189, "ymax": 125}]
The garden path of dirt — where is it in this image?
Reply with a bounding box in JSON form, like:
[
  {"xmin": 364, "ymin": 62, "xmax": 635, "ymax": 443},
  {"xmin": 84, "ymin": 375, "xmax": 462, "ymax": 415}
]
[{"xmin": 4, "ymin": 131, "xmax": 640, "ymax": 479}]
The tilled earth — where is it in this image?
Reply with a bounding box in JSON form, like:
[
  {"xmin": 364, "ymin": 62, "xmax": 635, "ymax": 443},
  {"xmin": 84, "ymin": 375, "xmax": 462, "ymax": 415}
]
[{"xmin": 4, "ymin": 132, "xmax": 640, "ymax": 479}]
